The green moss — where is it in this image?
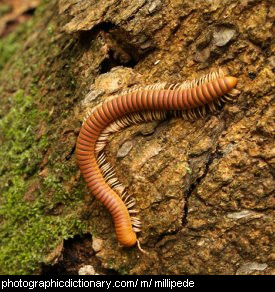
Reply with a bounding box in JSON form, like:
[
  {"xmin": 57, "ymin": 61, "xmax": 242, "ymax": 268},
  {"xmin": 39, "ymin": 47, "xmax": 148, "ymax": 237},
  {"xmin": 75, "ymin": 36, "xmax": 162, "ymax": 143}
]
[
  {"xmin": 0, "ymin": 4, "xmax": 11, "ymax": 16},
  {"xmin": 0, "ymin": 90, "xmax": 87, "ymax": 274},
  {"xmin": 0, "ymin": 0, "xmax": 53, "ymax": 72},
  {"xmin": 47, "ymin": 25, "xmax": 54, "ymax": 36},
  {"xmin": 0, "ymin": 90, "xmax": 46, "ymax": 175},
  {"xmin": 0, "ymin": 215, "xmax": 85, "ymax": 274},
  {"xmin": 108, "ymin": 259, "xmax": 115, "ymax": 269},
  {"xmin": 0, "ymin": 19, "xmax": 35, "ymax": 70},
  {"xmin": 185, "ymin": 165, "xmax": 192, "ymax": 174},
  {"xmin": 0, "ymin": 32, "xmax": 20, "ymax": 70},
  {"xmin": 0, "ymin": 0, "xmax": 92, "ymax": 274},
  {"xmin": 118, "ymin": 266, "xmax": 130, "ymax": 275}
]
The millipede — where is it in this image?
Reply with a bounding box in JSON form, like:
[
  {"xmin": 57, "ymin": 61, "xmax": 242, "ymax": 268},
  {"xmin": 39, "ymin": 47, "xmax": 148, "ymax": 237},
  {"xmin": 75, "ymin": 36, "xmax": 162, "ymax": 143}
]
[{"xmin": 75, "ymin": 68, "xmax": 239, "ymax": 252}]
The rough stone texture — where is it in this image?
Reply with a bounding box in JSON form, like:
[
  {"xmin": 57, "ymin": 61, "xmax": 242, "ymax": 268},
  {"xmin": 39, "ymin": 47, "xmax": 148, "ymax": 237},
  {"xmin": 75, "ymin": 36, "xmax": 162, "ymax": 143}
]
[
  {"xmin": 0, "ymin": 0, "xmax": 274, "ymax": 275},
  {"xmin": 78, "ymin": 264, "xmax": 96, "ymax": 275}
]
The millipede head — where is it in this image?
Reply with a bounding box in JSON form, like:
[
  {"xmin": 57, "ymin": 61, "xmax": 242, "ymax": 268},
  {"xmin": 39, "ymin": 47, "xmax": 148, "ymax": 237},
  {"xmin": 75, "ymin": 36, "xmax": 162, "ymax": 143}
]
[
  {"xmin": 224, "ymin": 76, "xmax": 238, "ymax": 91},
  {"xmin": 174, "ymin": 70, "xmax": 240, "ymax": 119}
]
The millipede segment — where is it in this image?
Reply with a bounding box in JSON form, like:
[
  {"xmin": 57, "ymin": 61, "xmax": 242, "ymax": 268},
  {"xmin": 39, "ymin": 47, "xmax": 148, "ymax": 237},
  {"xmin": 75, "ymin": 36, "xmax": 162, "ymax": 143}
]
[{"xmin": 76, "ymin": 69, "xmax": 239, "ymax": 250}]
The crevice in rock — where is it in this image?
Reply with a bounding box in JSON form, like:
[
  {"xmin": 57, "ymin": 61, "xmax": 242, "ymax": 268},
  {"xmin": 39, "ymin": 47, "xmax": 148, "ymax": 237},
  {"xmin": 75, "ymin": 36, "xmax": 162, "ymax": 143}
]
[
  {"xmin": 98, "ymin": 47, "xmax": 138, "ymax": 74},
  {"xmin": 152, "ymin": 227, "xmax": 181, "ymax": 248},
  {"xmin": 78, "ymin": 22, "xmax": 153, "ymax": 74},
  {"xmin": 23, "ymin": 7, "xmax": 36, "ymax": 16},
  {"xmin": 65, "ymin": 144, "xmax": 76, "ymax": 161},
  {"xmin": 40, "ymin": 234, "xmax": 119, "ymax": 275},
  {"xmin": 182, "ymin": 147, "xmax": 224, "ymax": 226},
  {"xmin": 78, "ymin": 22, "xmax": 115, "ymax": 46}
]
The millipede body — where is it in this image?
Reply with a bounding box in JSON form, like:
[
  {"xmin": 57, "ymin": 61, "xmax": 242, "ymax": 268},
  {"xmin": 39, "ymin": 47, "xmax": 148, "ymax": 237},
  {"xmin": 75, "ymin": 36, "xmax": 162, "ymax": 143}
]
[{"xmin": 75, "ymin": 69, "xmax": 239, "ymax": 250}]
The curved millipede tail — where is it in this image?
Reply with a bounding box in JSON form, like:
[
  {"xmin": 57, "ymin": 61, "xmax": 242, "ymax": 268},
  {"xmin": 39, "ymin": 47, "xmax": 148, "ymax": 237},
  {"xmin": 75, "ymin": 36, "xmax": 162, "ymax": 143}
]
[{"xmin": 76, "ymin": 68, "xmax": 239, "ymax": 253}]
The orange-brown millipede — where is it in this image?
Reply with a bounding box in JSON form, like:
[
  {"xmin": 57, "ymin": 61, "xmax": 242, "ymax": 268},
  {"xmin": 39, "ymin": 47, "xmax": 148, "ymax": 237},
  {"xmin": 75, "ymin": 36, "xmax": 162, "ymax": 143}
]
[{"xmin": 75, "ymin": 69, "xmax": 239, "ymax": 251}]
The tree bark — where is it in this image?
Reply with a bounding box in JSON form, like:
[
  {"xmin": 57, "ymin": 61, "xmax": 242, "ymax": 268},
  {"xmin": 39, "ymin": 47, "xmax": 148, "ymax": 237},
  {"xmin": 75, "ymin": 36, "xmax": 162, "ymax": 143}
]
[{"xmin": 0, "ymin": 0, "xmax": 273, "ymax": 275}]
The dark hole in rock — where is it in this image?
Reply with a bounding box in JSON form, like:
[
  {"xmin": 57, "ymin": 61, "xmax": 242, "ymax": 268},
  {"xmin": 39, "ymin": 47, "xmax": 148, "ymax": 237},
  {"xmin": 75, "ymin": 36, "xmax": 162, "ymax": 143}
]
[
  {"xmin": 40, "ymin": 234, "xmax": 119, "ymax": 275},
  {"xmin": 79, "ymin": 22, "xmax": 152, "ymax": 74},
  {"xmin": 99, "ymin": 48, "xmax": 138, "ymax": 74},
  {"xmin": 23, "ymin": 8, "xmax": 36, "ymax": 16},
  {"xmin": 248, "ymin": 71, "xmax": 256, "ymax": 80}
]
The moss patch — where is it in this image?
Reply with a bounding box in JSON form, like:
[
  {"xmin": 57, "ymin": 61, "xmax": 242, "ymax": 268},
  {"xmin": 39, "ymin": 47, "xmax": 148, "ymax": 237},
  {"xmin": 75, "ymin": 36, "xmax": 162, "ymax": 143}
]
[
  {"xmin": 0, "ymin": 89, "xmax": 86, "ymax": 275},
  {"xmin": 0, "ymin": 19, "xmax": 35, "ymax": 71},
  {"xmin": 0, "ymin": 0, "xmax": 95, "ymax": 274},
  {"xmin": 0, "ymin": 4, "xmax": 11, "ymax": 17}
]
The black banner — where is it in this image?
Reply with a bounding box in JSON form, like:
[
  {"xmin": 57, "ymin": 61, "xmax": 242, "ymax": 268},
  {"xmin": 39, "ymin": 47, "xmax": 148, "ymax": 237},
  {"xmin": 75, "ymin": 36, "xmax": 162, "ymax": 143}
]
[{"xmin": 0, "ymin": 275, "xmax": 269, "ymax": 290}]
